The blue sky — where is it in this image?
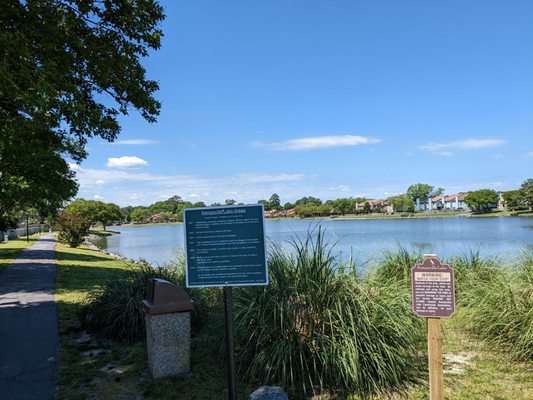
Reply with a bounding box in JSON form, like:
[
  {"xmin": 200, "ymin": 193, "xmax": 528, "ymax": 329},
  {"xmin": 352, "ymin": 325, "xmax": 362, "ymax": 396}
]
[{"xmin": 73, "ymin": 0, "xmax": 533, "ymax": 207}]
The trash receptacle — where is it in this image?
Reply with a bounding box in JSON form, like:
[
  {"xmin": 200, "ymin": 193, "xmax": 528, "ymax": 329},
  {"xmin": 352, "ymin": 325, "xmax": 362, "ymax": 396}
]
[{"xmin": 142, "ymin": 278, "xmax": 194, "ymax": 379}]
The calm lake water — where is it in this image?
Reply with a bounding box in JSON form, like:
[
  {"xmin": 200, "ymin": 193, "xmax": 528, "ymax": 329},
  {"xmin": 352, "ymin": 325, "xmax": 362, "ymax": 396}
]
[{"xmin": 93, "ymin": 217, "xmax": 533, "ymax": 269}]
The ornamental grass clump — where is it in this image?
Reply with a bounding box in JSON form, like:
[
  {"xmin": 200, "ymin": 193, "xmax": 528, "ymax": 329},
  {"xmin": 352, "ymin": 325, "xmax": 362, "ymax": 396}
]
[
  {"xmin": 368, "ymin": 246, "xmax": 420, "ymax": 286},
  {"xmin": 234, "ymin": 229, "xmax": 424, "ymax": 399},
  {"xmin": 448, "ymin": 250, "xmax": 502, "ymax": 306},
  {"xmin": 80, "ymin": 259, "xmax": 220, "ymax": 343},
  {"xmin": 465, "ymin": 251, "xmax": 533, "ymax": 362}
]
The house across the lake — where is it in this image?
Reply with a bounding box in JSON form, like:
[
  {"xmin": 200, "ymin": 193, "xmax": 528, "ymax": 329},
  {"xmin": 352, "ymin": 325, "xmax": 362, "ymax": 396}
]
[
  {"xmin": 355, "ymin": 199, "xmax": 394, "ymax": 214},
  {"xmin": 415, "ymin": 193, "xmax": 471, "ymax": 212}
]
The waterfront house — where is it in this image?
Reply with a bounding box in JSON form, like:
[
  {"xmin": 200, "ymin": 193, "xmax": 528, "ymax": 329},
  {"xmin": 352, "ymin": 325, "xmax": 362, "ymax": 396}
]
[
  {"xmin": 415, "ymin": 193, "xmax": 471, "ymax": 212},
  {"xmin": 443, "ymin": 193, "xmax": 470, "ymax": 211},
  {"xmin": 355, "ymin": 199, "xmax": 394, "ymax": 214}
]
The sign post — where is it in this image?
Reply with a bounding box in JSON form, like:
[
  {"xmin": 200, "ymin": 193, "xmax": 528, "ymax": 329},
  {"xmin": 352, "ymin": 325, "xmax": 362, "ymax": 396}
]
[
  {"xmin": 411, "ymin": 254, "xmax": 455, "ymax": 400},
  {"xmin": 184, "ymin": 205, "xmax": 267, "ymax": 400}
]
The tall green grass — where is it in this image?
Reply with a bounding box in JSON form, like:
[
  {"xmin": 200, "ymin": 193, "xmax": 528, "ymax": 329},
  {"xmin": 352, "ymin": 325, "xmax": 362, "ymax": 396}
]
[
  {"xmin": 234, "ymin": 230, "xmax": 424, "ymax": 399},
  {"xmin": 367, "ymin": 245, "xmax": 420, "ymax": 286},
  {"xmin": 79, "ymin": 259, "xmax": 220, "ymax": 343},
  {"xmin": 464, "ymin": 250, "xmax": 533, "ymax": 361}
]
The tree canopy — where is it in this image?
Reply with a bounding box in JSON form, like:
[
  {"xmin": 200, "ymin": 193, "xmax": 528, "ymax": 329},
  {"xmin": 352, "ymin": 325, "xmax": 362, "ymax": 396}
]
[
  {"xmin": 520, "ymin": 178, "xmax": 533, "ymax": 211},
  {"xmin": 464, "ymin": 189, "xmax": 499, "ymax": 213},
  {"xmin": 406, "ymin": 183, "xmax": 444, "ymax": 201},
  {"xmin": 0, "ymin": 0, "xmax": 164, "ymax": 228},
  {"xmin": 65, "ymin": 199, "xmax": 121, "ymax": 230}
]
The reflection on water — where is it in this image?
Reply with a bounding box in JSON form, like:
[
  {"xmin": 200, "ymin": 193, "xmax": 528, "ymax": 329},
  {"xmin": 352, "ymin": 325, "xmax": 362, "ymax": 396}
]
[{"xmin": 96, "ymin": 217, "xmax": 533, "ymax": 270}]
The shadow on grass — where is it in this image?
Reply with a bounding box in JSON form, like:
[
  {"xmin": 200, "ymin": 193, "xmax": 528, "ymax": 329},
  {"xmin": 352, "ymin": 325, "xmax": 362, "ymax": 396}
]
[{"xmin": 55, "ymin": 248, "xmax": 119, "ymax": 264}]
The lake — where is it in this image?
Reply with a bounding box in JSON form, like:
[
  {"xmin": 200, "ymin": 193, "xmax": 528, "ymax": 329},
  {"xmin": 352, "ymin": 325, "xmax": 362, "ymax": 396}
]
[{"xmin": 92, "ymin": 217, "xmax": 533, "ymax": 269}]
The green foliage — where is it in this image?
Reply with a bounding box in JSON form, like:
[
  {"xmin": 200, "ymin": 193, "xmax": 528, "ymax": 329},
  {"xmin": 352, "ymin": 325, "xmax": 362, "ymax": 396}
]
[
  {"xmin": 368, "ymin": 246, "xmax": 421, "ymax": 286},
  {"xmin": 56, "ymin": 212, "xmax": 91, "ymax": 247},
  {"xmin": 503, "ymin": 190, "xmax": 525, "ymax": 210},
  {"xmin": 0, "ymin": 132, "xmax": 78, "ymax": 230},
  {"xmin": 0, "ymin": 0, "xmax": 164, "ymax": 228},
  {"xmin": 448, "ymin": 250, "xmax": 502, "ymax": 305},
  {"xmin": 406, "ymin": 183, "xmax": 434, "ymax": 201},
  {"xmin": 519, "ymin": 178, "xmax": 533, "ymax": 210},
  {"xmin": 2, "ymin": 0, "xmax": 164, "ymax": 161},
  {"xmin": 234, "ymin": 230, "xmax": 424, "ymax": 399},
  {"xmin": 294, "ymin": 203, "xmax": 333, "ymax": 217},
  {"xmin": 284, "ymin": 202, "xmax": 295, "ymax": 210},
  {"xmin": 388, "ymin": 195, "xmax": 415, "ymax": 213},
  {"xmin": 465, "ymin": 189, "xmax": 499, "ymax": 213},
  {"xmin": 464, "ymin": 254, "xmax": 533, "ymax": 362},
  {"xmin": 331, "ymin": 197, "xmax": 357, "ymax": 215},
  {"xmin": 130, "ymin": 207, "xmax": 151, "ymax": 223},
  {"xmin": 269, "ymin": 193, "xmax": 281, "ymax": 209},
  {"xmin": 257, "ymin": 199, "xmax": 272, "ymax": 211},
  {"xmin": 66, "ymin": 199, "xmax": 122, "ymax": 229},
  {"xmin": 295, "ymin": 196, "xmax": 322, "ymax": 206},
  {"xmin": 79, "ymin": 261, "xmax": 220, "ymax": 343}
]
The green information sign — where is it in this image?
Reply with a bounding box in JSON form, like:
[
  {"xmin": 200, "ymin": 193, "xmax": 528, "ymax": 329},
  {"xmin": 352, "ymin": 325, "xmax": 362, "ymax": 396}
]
[{"xmin": 184, "ymin": 205, "xmax": 268, "ymax": 288}]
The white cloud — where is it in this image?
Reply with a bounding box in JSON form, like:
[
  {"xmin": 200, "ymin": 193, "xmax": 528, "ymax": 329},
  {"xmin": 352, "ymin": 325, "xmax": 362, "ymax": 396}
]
[
  {"xmin": 253, "ymin": 135, "xmax": 381, "ymax": 151},
  {"xmin": 107, "ymin": 156, "xmax": 148, "ymax": 169},
  {"xmin": 71, "ymin": 165, "xmax": 311, "ymax": 206},
  {"xmin": 113, "ymin": 139, "xmax": 158, "ymax": 145},
  {"xmin": 68, "ymin": 163, "xmax": 81, "ymax": 171},
  {"xmin": 94, "ymin": 194, "xmax": 104, "ymax": 199},
  {"xmin": 420, "ymin": 139, "xmax": 505, "ymax": 152},
  {"xmin": 434, "ymin": 151, "xmax": 454, "ymax": 157},
  {"xmin": 96, "ymin": 179, "xmax": 105, "ymax": 184}
]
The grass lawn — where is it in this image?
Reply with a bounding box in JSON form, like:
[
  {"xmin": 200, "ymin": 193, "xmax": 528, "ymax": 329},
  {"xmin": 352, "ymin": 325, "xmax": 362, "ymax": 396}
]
[
  {"xmin": 0, "ymin": 233, "xmax": 43, "ymax": 273},
  {"xmin": 54, "ymin": 243, "xmax": 533, "ymax": 400}
]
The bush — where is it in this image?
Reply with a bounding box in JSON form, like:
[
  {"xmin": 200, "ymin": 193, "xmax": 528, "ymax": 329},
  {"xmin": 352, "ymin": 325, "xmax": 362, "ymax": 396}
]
[
  {"xmin": 79, "ymin": 260, "xmax": 220, "ymax": 343},
  {"xmin": 56, "ymin": 212, "xmax": 91, "ymax": 247},
  {"xmin": 234, "ymin": 229, "xmax": 424, "ymax": 399}
]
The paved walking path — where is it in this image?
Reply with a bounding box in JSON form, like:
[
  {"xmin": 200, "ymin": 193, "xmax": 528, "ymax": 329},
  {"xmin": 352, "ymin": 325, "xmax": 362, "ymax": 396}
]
[{"xmin": 0, "ymin": 235, "xmax": 58, "ymax": 400}]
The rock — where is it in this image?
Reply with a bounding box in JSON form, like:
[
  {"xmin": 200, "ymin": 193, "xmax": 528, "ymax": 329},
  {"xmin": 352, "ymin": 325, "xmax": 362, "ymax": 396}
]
[{"xmin": 249, "ymin": 386, "xmax": 288, "ymax": 400}]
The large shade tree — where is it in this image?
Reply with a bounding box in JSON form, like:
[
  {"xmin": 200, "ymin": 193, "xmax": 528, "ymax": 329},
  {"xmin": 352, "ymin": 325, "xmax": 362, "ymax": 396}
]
[
  {"xmin": 520, "ymin": 178, "xmax": 533, "ymax": 211},
  {"xmin": 0, "ymin": 0, "xmax": 164, "ymax": 228},
  {"xmin": 465, "ymin": 189, "xmax": 499, "ymax": 213}
]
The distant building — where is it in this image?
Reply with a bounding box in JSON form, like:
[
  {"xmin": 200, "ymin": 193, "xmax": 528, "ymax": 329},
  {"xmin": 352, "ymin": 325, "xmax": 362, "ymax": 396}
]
[
  {"xmin": 264, "ymin": 209, "xmax": 296, "ymax": 218},
  {"xmin": 415, "ymin": 193, "xmax": 471, "ymax": 212},
  {"xmin": 355, "ymin": 199, "xmax": 393, "ymax": 214}
]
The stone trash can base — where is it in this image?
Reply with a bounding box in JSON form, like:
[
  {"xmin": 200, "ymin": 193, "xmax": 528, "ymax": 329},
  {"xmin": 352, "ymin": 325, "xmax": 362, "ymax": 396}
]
[{"xmin": 145, "ymin": 312, "xmax": 191, "ymax": 379}]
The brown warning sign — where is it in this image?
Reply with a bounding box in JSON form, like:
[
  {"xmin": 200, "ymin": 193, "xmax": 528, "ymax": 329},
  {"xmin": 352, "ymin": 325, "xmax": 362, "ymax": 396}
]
[{"xmin": 411, "ymin": 256, "xmax": 455, "ymax": 318}]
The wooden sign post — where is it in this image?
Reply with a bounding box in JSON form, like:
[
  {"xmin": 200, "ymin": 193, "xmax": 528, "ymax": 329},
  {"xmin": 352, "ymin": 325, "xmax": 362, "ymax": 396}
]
[{"xmin": 411, "ymin": 254, "xmax": 455, "ymax": 400}]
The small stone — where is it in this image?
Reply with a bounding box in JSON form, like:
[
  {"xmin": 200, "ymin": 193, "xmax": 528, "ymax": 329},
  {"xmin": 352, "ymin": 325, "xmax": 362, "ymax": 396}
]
[{"xmin": 249, "ymin": 386, "xmax": 288, "ymax": 400}]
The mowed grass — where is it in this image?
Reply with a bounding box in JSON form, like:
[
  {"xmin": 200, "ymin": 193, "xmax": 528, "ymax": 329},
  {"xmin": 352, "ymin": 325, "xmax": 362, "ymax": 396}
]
[
  {"xmin": 54, "ymin": 243, "xmax": 245, "ymax": 400},
  {"xmin": 0, "ymin": 233, "xmax": 43, "ymax": 273}
]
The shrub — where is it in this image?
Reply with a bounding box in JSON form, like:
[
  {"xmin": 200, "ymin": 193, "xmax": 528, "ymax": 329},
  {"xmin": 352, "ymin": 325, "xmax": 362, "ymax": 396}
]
[
  {"xmin": 79, "ymin": 260, "xmax": 220, "ymax": 343},
  {"xmin": 234, "ymin": 229, "xmax": 424, "ymax": 399},
  {"xmin": 56, "ymin": 212, "xmax": 91, "ymax": 247}
]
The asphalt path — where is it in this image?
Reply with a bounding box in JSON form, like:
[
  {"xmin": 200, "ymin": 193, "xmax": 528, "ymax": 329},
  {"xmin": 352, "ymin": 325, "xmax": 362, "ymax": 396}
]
[{"xmin": 0, "ymin": 235, "xmax": 58, "ymax": 400}]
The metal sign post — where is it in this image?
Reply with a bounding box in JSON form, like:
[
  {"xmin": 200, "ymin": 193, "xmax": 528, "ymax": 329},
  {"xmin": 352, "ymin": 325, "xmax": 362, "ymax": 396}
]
[
  {"xmin": 184, "ymin": 205, "xmax": 267, "ymax": 400},
  {"xmin": 224, "ymin": 286, "xmax": 236, "ymax": 400},
  {"xmin": 411, "ymin": 254, "xmax": 456, "ymax": 400}
]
